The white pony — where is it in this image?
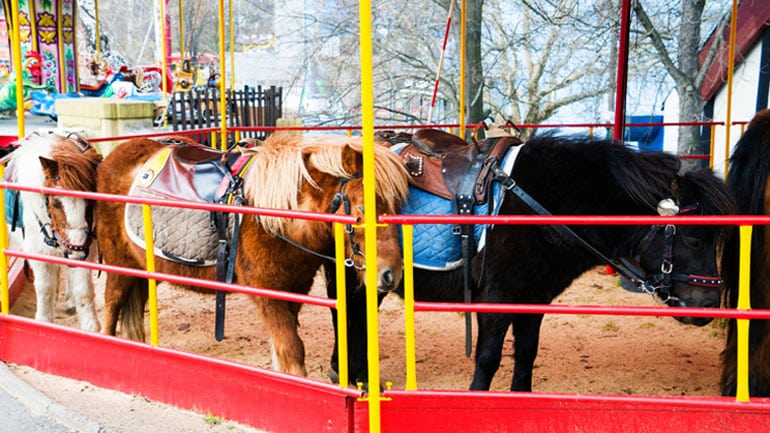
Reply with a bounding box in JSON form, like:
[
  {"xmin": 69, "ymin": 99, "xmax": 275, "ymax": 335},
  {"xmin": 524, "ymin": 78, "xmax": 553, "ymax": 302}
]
[{"xmin": 5, "ymin": 132, "xmax": 102, "ymax": 331}]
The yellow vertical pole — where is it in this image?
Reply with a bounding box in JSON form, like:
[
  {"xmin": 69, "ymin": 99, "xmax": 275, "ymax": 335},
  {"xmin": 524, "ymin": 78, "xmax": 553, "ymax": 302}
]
[
  {"xmin": 459, "ymin": 0, "xmax": 466, "ymax": 139},
  {"xmin": 142, "ymin": 204, "xmax": 160, "ymax": 346},
  {"xmin": 334, "ymin": 222, "xmax": 349, "ymax": 388},
  {"xmin": 0, "ymin": 166, "xmax": 9, "ymax": 315},
  {"xmin": 57, "ymin": 1, "xmax": 66, "ymax": 91},
  {"xmin": 217, "ymin": 0, "xmax": 228, "ymax": 150},
  {"xmin": 358, "ymin": 0, "xmax": 382, "ymax": 431},
  {"xmin": 709, "ymin": 124, "xmax": 716, "ymax": 170},
  {"xmin": 178, "ymin": 0, "xmax": 185, "ymax": 56},
  {"xmin": 736, "ymin": 225, "xmax": 752, "ymax": 402},
  {"xmin": 95, "ymin": 0, "xmax": 101, "ymax": 54},
  {"xmin": 403, "ymin": 224, "xmax": 417, "ymax": 390},
  {"xmin": 29, "ymin": 1, "xmax": 38, "ymax": 54},
  {"xmin": 723, "ymin": 0, "xmax": 738, "ymax": 180},
  {"xmin": 10, "ymin": 0, "xmax": 26, "ymax": 137},
  {"xmin": 159, "ymin": 0, "xmax": 169, "ymax": 97},
  {"xmin": 229, "ymin": 0, "xmax": 235, "ymax": 91}
]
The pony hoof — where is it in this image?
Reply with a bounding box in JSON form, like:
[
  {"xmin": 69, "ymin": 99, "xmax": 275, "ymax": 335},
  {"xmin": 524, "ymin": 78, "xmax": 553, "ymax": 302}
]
[{"xmin": 328, "ymin": 369, "xmax": 340, "ymax": 384}]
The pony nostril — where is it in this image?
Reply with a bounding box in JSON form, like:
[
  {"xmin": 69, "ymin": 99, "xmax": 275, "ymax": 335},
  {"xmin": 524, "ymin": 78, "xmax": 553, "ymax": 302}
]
[{"xmin": 382, "ymin": 269, "xmax": 394, "ymax": 287}]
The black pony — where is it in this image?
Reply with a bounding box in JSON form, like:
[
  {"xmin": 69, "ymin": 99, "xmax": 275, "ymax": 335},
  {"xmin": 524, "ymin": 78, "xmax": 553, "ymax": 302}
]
[
  {"xmin": 721, "ymin": 109, "xmax": 770, "ymax": 397},
  {"xmin": 328, "ymin": 131, "xmax": 737, "ymax": 391}
]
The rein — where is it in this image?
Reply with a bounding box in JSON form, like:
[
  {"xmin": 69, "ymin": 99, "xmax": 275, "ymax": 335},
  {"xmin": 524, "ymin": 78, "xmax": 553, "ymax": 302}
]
[
  {"xmin": 489, "ymin": 165, "xmax": 722, "ymax": 303},
  {"xmin": 272, "ymin": 174, "xmax": 365, "ymax": 269}
]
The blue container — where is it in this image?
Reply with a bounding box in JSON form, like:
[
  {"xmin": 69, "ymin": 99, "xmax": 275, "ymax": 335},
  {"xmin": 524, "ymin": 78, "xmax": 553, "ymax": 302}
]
[{"xmin": 624, "ymin": 115, "xmax": 664, "ymax": 152}]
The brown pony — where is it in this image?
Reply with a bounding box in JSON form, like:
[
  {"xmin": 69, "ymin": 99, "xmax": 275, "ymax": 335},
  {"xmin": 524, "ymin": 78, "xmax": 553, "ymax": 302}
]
[
  {"xmin": 5, "ymin": 132, "xmax": 102, "ymax": 331},
  {"xmin": 722, "ymin": 108, "xmax": 770, "ymax": 396},
  {"xmin": 94, "ymin": 133, "xmax": 409, "ymax": 376}
]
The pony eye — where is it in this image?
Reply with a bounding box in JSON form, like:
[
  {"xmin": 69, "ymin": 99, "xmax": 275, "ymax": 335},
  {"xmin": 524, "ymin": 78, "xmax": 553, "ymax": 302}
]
[{"xmin": 50, "ymin": 200, "xmax": 63, "ymax": 210}]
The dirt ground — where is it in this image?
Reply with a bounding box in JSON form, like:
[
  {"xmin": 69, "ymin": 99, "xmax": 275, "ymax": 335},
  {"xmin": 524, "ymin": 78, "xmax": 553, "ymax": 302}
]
[{"xmin": 10, "ymin": 264, "xmax": 726, "ymax": 394}]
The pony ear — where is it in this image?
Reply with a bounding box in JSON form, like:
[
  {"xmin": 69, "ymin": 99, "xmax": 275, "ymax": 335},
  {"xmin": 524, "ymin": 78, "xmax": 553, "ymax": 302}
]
[
  {"xmin": 39, "ymin": 156, "xmax": 60, "ymax": 182},
  {"xmin": 341, "ymin": 144, "xmax": 362, "ymax": 175}
]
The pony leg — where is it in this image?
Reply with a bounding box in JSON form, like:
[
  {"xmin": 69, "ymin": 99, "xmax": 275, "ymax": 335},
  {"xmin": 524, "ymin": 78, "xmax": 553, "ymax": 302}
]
[
  {"xmin": 63, "ymin": 283, "xmax": 77, "ymax": 315},
  {"xmin": 66, "ymin": 266, "xmax": 100, "ymax": 332},
  {"xmin": 29, "ymin": 261, "xmax": 60, "ymax": 323},
  {"xmin": 254, "ymin": 297, "xmax": 306, "ymax": 376},
  {"xmin": 326, "ymin": 264, "xmax": 382, "ymax": 386},
  {"xmin": 470, "ymin": 312, "xmax": 512, "ymax": 390},
  {"xmin": 509, "ymin": 313, "xmax": 545, "ymax": 392}
]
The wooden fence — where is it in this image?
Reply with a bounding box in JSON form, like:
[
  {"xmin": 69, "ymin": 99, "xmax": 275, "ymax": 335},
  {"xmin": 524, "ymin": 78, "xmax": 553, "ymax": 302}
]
[{"xmin": 166, "ymin": 85, "xmax": 282, "ymax": 147}]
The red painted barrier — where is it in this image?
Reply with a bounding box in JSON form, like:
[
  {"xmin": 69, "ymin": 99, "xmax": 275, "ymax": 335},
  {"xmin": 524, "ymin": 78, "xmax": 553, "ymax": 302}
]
[
  {"xmin": 380, "ymin": 390, "xmax": 770, "ymax": 433},
  {"xmin": 3, "ymin": 314, "xmax": 769, "ymax": 433},
  {"xmin": 0, "ymin": 135, "xmax": 16, "ymax": 149},
  {"xmin": 0, "ymin": 315, "xmax": 363, "ymax": 432}
]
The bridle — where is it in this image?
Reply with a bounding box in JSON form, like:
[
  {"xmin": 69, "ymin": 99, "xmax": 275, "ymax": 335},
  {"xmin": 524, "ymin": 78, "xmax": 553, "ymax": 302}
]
[
  {"xmin": 615, "ymin": 201, "xmax": 722, "ymax": 304},
  {"xmin": 490, "ymin": 166, "xmax": 722, "ymax": 303},
  {"xmin": 34, "ymin": 195, "xmax": 94, "ymax": 258},
  {"xmin": 328, "ymin": 174, "xmax": 366, "ymax": 269},
  {"xmin": 272, "ymin": 173, "xmax": 366, "ymax": 269}
]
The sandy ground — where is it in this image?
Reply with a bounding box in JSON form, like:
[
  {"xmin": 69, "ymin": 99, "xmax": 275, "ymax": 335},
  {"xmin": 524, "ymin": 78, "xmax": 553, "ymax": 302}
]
[{"xmin": 7, "ymin": 263, "xmax": 727, "ymax": 432}]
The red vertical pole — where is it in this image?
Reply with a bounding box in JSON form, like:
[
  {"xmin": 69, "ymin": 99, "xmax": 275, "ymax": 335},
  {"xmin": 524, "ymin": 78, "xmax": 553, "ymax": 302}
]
[
  {"xmin": 607, "ymin": 0, "xmax": 631, "ymax": 276},
  {"xmin": 613, "ymin": 0, "xmax": 631, "ymax": 142}
]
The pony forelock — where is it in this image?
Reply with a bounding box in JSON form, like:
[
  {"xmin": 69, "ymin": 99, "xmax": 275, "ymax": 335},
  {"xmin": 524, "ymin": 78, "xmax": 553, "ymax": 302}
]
[{"xmin": 242, "ymin": 134, "xmax": 409, "ymax": 236}]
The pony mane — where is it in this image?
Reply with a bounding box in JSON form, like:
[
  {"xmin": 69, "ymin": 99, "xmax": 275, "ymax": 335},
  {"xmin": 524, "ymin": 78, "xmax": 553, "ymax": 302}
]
[
  {"xmin": 524, "ymin": 133, "xmax": 734, "ymax": 217},
  {"xmin": 526, "ymin": 133, "xmax": 681, "ymax": 212},
  {"xmin": 242, "ymin": 133, "xmax": 409, "ymax": 235},
  {"xmin": 727, "ymin": 109, "xmax": 770, "ymax": 215},
  {"xmin": 50, "ymin": 137, "xmax": 103, "ymax": 191},
  {"xmin": 722, "ymin": 109, "xmax": 770, "ymax": 309},
  {"xmin": 10, "ymin": 133, "xmax": 101, "ymax": 191}
]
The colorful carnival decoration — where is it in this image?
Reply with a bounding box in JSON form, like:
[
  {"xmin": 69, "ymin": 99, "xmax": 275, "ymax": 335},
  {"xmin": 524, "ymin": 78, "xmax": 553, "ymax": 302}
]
[
  {"xmin": 2, "ymin": 0, "xmax": 79, "ymax": 94},
  {"xmin": 0, "ymin": 50, "xmax": 52, "ymax": 113}
]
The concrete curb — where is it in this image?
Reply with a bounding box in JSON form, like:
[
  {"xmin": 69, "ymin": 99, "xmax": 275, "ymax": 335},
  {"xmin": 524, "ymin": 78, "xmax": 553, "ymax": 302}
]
[{"xmin": 0, "ymin": 362, "xmax": 119, "ymax": 433}]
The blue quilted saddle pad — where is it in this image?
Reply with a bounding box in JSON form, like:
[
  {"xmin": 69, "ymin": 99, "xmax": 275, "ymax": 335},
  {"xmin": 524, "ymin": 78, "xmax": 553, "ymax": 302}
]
[
  {"xmin": 398, "ymin": 145, "xmax": 517, "ymax": 271},
  {"xmin": 401, "ymin": 187, "xmax": 489, "ymax": 270}
]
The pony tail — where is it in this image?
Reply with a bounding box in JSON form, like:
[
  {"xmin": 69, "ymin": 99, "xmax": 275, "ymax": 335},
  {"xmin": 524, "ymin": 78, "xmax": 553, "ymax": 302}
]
[{"xmin": 120, "ymin": 280, "xmax": 148, "ymax": 341}]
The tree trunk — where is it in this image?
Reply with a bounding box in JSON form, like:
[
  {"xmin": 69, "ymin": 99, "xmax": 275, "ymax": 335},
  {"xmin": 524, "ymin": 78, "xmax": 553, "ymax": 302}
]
[
  {"xmin": 676, "ymin": 0, "xmax": 706, "ymax": 172},
  {"xmin": 464, "ymin": 0, "xmax": 485, "ymax": 134}
]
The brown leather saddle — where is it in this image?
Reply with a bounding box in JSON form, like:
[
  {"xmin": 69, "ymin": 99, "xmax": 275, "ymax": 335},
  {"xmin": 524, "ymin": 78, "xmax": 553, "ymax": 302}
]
[
  {"xmin": 136, "ymin": 139, "xmax": 251, "ymax": 204},
  {"xmin": 379, "ymin": 129, "xmax": 522, "ymax": 206}
]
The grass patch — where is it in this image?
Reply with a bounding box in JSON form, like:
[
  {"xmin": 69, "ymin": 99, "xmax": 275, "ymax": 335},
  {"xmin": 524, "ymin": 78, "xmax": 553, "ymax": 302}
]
[{"xmin": 203, "ymin": 413, "xmax": 223, "ymax": 426}]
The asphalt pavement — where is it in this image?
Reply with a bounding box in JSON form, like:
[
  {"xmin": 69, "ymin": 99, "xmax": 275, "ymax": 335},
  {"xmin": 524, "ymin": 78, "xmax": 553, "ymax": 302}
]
[
  {"xmin": 0, "ymin": 114, "xmax": 118, "ymax": 433},
  {"xmin": 0, "ymin": 362, "xmax": 116, "ymax": 433}
]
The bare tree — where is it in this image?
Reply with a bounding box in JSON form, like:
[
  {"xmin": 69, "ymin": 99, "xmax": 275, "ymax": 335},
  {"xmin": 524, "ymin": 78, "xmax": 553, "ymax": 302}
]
[{"xmin": 632, "ymin": 0, "xmax": 729, "ymax": 169}]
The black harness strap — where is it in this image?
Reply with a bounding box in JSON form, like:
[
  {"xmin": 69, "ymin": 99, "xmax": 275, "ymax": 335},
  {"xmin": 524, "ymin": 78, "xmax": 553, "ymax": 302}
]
[
  {"xmin": 213, "ymin": 162, "xmax": 248, "ymax": 342},
  {"xmin": 454, "ymin": 152, "xmax": 487, "ymax": 358},
  {"xmin": 490, "ymin": 165, "xmax": 720, "ymax": 299}
]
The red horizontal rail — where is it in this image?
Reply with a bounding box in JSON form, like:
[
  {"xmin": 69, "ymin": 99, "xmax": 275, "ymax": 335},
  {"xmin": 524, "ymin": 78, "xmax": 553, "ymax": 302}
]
[
  {"xmin": 0, "ymin": 182, "xmax": 358, "ymax": 225},
  {"xmin": 380, "ymin": 214, "xmax": 770, "ymax": 225},
  {"xmin": 84, "ymin": 127, "xmax": 220, "ymax": 143},
  {"xmin": 7, "ymin": 250, "xmax": 337, "ymax": 309},
  {"xmin": 383, "ymin": 388, "xmax": 770, "ymax": 411},
  {"xmin": 413, "ymin": 301, "xmax": 770, "ymax": 320}
]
